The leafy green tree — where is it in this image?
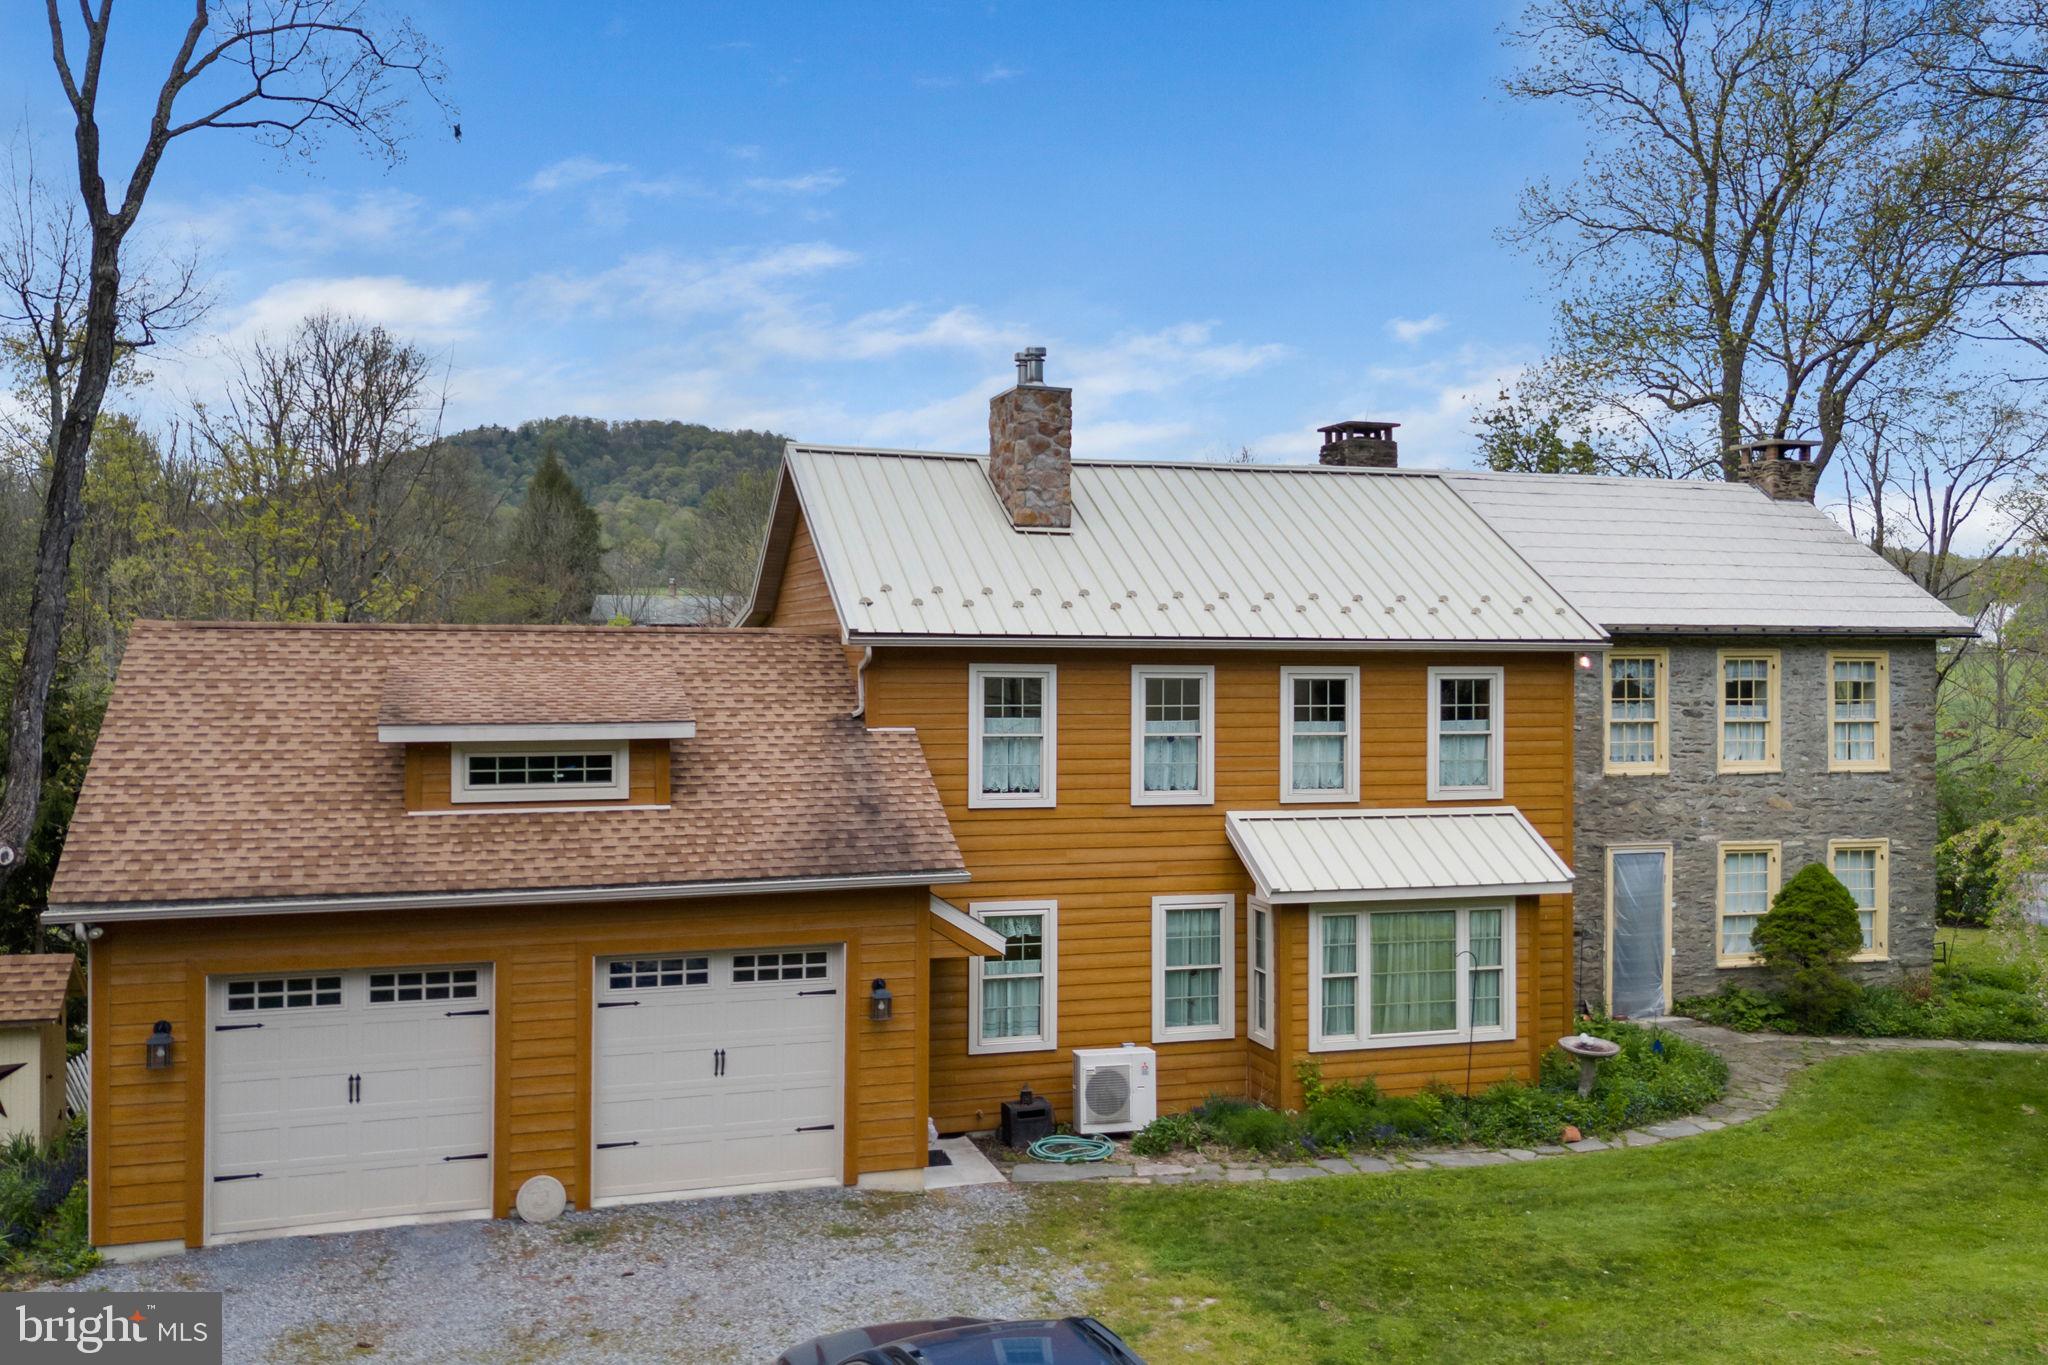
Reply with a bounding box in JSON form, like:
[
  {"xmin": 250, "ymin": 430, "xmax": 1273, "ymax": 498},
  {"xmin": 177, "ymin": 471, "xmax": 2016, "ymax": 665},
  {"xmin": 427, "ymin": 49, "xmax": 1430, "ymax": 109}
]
[
  {"xmin": 0, "ymin": 656, "xmax": 103, "ymax": 953},
  {"xmin": 1474, "ymin": 387, "xmax": 1605, "ymax": 475},
  {"xmin": 501, "ymin": 449, "xmax": 605, "ymax": 623},
  {"xmin": 1753, "ymin": 864, "xmax": 1866, "ymax": 1030}
]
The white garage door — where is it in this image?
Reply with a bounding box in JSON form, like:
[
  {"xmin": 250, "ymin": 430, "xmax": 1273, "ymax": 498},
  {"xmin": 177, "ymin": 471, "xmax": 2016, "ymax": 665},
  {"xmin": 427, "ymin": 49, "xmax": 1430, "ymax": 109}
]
[
  {"xmin": 207, "ymin": 965, "xmax": 493, "ymax": 1241},
  {"xmin": 592, "ymin": 945, "xmax": 842, "ymax": 1204}
]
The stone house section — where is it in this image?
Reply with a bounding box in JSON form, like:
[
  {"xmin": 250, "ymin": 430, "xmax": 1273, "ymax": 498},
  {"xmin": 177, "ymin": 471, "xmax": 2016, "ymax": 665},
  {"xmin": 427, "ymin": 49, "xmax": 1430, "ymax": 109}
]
[{"xmin": 1572, "ymin": 636, "xmax": 1939, "ymax": 1008}]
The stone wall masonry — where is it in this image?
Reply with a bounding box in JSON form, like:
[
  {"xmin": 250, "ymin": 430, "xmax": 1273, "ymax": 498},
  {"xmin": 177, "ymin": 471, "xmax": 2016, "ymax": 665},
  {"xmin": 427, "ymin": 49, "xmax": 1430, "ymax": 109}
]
[
  {"xmin": 1573, "ymin": 636, "xmax": 1939, "ymax": 1008},
  {"xmin": 988, "ymin": 383, "xmax": 1073, "ymax": 529}
]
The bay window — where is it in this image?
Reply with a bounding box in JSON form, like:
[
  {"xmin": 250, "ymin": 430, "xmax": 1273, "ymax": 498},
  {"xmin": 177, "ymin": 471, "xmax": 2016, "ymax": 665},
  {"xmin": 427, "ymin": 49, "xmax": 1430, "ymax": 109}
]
[{"xmin": 1310, "ymin": 902, "xmax": 1515, "ymax": 1050}]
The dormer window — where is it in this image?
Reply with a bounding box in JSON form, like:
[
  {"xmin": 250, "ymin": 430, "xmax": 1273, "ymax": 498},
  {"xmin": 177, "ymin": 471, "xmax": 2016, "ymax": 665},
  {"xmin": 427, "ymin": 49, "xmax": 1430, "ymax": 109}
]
[{"xmin": 452, "ymin": 743, "xmax": 631, "ymax": 803}]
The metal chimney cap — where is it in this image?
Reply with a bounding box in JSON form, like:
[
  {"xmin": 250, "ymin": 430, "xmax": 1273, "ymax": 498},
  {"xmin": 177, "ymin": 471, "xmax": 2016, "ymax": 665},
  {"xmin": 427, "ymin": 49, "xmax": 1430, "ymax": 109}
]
[{"xmin": 1015, "ymin": 346, "xmax": 1048, "ymax": 385}]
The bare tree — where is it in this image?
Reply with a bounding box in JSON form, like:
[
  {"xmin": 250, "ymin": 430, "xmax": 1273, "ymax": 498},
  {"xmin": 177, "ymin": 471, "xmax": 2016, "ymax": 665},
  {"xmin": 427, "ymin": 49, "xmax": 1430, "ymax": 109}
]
[
  {"xmin": 0, "ymin": 3, "xmax": 450, "ymax": 879},
  {"xmin": 194, "ymin": 312, "xmax": 453, "ymax": 620},
  {"xmin": 1505, "ymin": 0, "xmax": 2048, "ymax": 480}
]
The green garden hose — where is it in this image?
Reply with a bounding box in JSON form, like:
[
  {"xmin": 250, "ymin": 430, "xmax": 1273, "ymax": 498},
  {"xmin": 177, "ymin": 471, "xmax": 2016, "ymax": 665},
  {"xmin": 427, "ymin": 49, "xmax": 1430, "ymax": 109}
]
[{"xmin": 1026, "ymin": 1133, "xmax": 1116, "ymax": 1163}]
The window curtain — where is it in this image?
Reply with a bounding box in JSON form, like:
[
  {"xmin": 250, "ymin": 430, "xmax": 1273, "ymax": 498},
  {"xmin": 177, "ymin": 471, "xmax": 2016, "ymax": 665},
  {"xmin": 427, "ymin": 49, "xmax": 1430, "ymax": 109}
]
[
  {"xmin": 1468, "ymin": 907, "xmax": 1503, "ymax": 1029},
  {"xmin": 1291, "ymin": 678, "xmax": 1346, "ymax": 790},
  {"xmin": 1370, "ymin": 910, "xmax": 1457, "ymax": 1035},
  {"xmin": 1162, "ymin": 906, "xmax": 1221, "ymax": 1027},
  {"xmin": 1144, "ymin": 676, "xmax": 1202, "ymax": 791},
  {"xmin": 1610, "ymin": 851, "xmax": 1668, "ymax": 1017},
  {"xmin": 1437, "ymin": 678, "xmax": 1490, "ymax": 788},
  {"xmin": 1834, "ymin": 849, "xmax": 1879, "ymax": 950},
  {"xmin": 1722, "ymin": 658, "xmax": 1770, "ymax": 762},
  {"xmin": 1607, "ymin": 658, "xmax": 1658, "ymax": 764},
  {"xmin": 1833, "ymin": 660, "xmax": 1879, "ymax": 761},
  {"xmin": 981, "ymin": 676, "xmax": 1044, "ymax": 794},
  {"xmin": 982, "ymin": 913, "xmax": 1043, "ymax": 1039},
  {"xmin": 1321, "ymin": 914, "xmax": 1358, "ymax": 1037},
  {"xmin": 1722, "ymin": 851, "xmax": 1772, "ymax": 956}
]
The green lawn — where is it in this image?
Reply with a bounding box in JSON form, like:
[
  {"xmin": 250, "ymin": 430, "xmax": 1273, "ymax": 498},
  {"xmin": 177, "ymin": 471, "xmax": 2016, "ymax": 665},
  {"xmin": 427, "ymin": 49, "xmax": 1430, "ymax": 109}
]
[{"xmin": 1028, "ymin": 1052, "xmax": 2048, "ymax": 1361}]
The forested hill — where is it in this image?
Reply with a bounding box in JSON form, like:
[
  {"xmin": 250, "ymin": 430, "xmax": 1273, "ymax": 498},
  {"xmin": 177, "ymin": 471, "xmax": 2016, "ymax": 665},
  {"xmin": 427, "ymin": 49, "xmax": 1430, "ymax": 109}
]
[{"xmin": 445, "ymin": 417, "xmax": 787, "ymax": 510}]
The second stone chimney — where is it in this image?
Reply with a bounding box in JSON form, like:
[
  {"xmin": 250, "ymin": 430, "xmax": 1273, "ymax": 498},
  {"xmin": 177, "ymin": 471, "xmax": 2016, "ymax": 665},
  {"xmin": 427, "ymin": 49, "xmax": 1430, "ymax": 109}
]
[
  {"xmin": 1319, "ymin": 420, "xmax": 1399, "ymax": 468},
  {"xmin": 1728, "ymin": 438, "xmax": 1821, "ymax": 502},
  {"xmin": 989, "ymin": 346, "xmax": 1072, "ymax": 529}
]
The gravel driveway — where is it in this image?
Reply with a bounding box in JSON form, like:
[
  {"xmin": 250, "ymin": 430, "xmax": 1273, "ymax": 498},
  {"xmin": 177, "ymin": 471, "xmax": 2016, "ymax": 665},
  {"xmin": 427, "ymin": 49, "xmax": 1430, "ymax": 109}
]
[{"xmin": 71, "ymin": 1186, "xmax": 1096, "ymax": 1363}]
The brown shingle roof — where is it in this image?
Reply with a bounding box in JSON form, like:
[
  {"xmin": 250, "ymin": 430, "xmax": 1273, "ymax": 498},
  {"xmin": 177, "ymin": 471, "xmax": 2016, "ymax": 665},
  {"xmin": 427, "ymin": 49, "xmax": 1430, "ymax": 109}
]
[
  {"xmin": 0, "ymin": 954, "xmax": 79, "ymax": 1024},
  {"xmin": 50, "ymin": 623, "xmax": 964, "ymax": 910},
  {"xmin": 378, "ymin": 647, "xmax": 694, "ymax": 728}
]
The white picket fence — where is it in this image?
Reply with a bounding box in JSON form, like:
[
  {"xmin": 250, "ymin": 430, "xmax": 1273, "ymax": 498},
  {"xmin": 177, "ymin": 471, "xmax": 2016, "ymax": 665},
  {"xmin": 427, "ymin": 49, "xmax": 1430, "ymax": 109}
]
[{"xmin": 65, "ymin": 1050, "xmax": 88, "ymax": 1118}]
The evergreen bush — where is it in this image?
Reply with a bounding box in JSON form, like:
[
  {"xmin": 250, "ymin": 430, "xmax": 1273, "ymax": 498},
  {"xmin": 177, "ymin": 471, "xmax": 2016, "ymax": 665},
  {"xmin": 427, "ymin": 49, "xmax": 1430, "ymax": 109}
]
[{"xmin": 1752, "ymin": 862, "xmax": 1865, "ymax": 1030}]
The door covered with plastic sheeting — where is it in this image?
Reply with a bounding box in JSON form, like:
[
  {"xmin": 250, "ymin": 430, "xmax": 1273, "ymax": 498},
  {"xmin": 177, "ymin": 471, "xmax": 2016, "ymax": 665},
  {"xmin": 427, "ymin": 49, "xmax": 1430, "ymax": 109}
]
[{"xmin": 1608, "ymin": 847, "xmax": 1671, "ymax": 1018}]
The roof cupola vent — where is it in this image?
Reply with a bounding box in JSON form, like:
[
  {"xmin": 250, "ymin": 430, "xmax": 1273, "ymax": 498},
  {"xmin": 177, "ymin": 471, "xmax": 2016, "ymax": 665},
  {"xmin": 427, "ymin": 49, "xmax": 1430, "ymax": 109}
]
[{"xmin": 1318, "ymin": 420, "xmax": 1399, "ymax": 469}]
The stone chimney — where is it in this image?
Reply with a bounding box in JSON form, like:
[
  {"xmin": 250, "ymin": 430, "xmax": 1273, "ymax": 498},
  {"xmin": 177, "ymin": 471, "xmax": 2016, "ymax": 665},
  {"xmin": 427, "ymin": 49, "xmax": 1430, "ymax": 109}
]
[
  {"xmin": 989, "ymin": 346, "xmax": 1072, "ymax": 529},
  {"xmin": 1318, "ymin": 420, "xmax": 1399, "ymax": 468},
  {"xmin": 1728, "ymin": 438, "xmax": 1821, "ymax": 502}
]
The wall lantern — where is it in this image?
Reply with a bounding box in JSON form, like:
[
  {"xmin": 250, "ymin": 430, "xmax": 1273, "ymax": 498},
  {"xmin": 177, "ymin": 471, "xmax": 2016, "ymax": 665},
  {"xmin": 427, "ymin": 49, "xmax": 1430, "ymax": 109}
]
[
  {"xmin": 1577, "ymin": 653, "xmax": 1596, "ymax": 671},
  {"xmin": 145, "ymin": 1020, "xmax": 174, "ymax": 1071},
  {"xmin": 868, "ymin": 978, "xmax": 894, "ymax": 1023}
]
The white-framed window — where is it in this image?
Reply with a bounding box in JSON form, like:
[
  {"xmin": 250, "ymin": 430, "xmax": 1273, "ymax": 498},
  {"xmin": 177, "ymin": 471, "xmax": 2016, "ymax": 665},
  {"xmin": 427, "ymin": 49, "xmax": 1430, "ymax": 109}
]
[
  {"xmin": 1131, "ymin": 665, "xmax": 1215, "ymax": 805},
  {"xmin": 1830, "ymin": 838, "xmax": 1890, "ymax": 960},
  {"xmin": 1309, "ymin": 901, "xmax": 1515, "ymax": 1051},
  {"xmin": 1604, "ymin": 650, "xmax": 1669, "ymax": 775},
  {"xmin": 451, "ymin": 742, "xmax": 631, "ymax": 803},
  {"xmin": 968, "ymin": 664, "xmax": 1056, "ymax": 809},
  {"xmin": 226, "ymin": 975, "xmax": 342, "ymax": 1012},
  {"xmin": 1715, "ymin": 841, "xmax": 1781, "ymax": 966},
  {"xmin": 1828, "ymin": 652, "xmax": 1890, "ymax": 772},
  {"xmin": 1246, "ymin": 900, "xmax": 1275, "ymax": 1048},
  {"xmin": 1426, "ymin": 667, "xmax": 1504, "ymax": 801},
  {"xmin": 1279, "ymin": 666, "xmax": 1360, "ymax": 802},
  {"xmin": 1152, "ymin": 894, "xmax": 1235, "ymax": 1043},
  {"xmin": 969, "ymin": 901, "xmax": 1057, "ymax": 1054},
  {"xmin": 368, "ymin": 967, "xmax": 481, "ymax": 1005},
  {"xmin": 1718, "ymin": 651, "xmax": 1781, "ymax": 774}
]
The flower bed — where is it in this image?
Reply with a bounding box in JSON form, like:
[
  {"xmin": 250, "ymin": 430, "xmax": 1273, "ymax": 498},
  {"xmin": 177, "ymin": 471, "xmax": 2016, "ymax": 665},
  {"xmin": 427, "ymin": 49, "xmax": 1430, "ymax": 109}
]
[
  {"xmin": 1129, "ymin": 1018, "xmax": 1726, "ymax": 1159},
  {"xmin": 1678, "ymin": 957, "xmax": 2048, "ymax": 1044}
]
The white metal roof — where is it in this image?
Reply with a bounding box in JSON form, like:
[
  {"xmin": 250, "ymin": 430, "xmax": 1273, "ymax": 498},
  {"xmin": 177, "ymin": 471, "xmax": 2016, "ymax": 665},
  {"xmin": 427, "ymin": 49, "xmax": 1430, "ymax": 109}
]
[
  {"xmin": 1225, "ymin": 807, "xmax": 1575, "ymax": 903},
  {"xmin": 1444, "ymin": 472, "xmax": 1974, "ymax": 636},
  {"xmin": 771, "ymin": 446, "xmax": 1605, "ymax": 647}
]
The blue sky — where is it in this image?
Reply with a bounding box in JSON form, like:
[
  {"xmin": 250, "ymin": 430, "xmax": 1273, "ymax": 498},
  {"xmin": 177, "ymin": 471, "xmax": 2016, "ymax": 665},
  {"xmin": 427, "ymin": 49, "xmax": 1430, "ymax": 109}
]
[{"xmin": 0, "ymin": 2, "xmax": 1580, "ymax": 465}]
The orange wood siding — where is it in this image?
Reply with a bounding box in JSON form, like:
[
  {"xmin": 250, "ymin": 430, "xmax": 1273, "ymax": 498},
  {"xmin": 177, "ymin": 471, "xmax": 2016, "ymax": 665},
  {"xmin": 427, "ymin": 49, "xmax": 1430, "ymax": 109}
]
[
  {"xmin": 860, "ymin": 648, "xmax": 1577, "ymax": 1130},
  {"xmin": 763, "ymin": 513, "xmax": 841, "ymax": 635},
  {"xmin": 404, "ymin": 740, "xmax": 671, "ymax": 811},
  {"xmin": 89, "ymin": 886, "xmax": 929, "ymax": 1248}
]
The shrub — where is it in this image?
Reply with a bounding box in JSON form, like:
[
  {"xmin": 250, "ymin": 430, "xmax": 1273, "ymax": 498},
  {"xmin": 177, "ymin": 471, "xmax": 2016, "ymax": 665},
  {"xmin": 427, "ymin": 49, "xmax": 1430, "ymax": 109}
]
[
  {"xmin": 1753, "ymin": 863, "xmax": 1865, "ymax": 1030},
  {"xmin": 1213, "ymin": 1104, "xmax": 1296, "ymax": 1154},
  {"xmin": 1130, "ymin": 1111, "xmax": 1209, "ymax": 1157},
  {"xmin": 1675, "ymin": 984, "xmax": 1795, "ymax": 1034},
  {"xmin": 0, "ymin": 1121, "xmax": 94, "ymax": 1278},
  {"xmin": 1937, "ymin": 825, "xmax": 2002, "ymax": 928}
]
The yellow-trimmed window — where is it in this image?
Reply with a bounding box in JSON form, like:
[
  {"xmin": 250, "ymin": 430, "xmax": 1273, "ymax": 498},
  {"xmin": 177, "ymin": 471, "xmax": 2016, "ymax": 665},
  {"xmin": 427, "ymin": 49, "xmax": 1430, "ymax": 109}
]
[
  {"xmin": 1828, "ymin": 652, "xmax": 1890, "ymax": 772},
  {"xmin": 1604, "ymin": 650, "xmax": 1669, "ymax": 775},
  {"xmin": 1830, "ymin": 839, "xmax": 1890, "ymax": 960},
  {"xmin": 1716, "ymin": 841, "xmax": 1781, "ymax": 966},
  {"xmin": 1717, "ymin": 651, "xmax": 1781, "ymax": 773}
]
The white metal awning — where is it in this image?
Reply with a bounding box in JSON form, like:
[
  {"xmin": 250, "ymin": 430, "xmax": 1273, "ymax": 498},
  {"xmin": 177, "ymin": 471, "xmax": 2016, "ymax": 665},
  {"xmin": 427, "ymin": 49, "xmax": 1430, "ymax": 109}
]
[{"xmin": 1225, "ymin": 807, "xmax": 1574, "ymax": 904}]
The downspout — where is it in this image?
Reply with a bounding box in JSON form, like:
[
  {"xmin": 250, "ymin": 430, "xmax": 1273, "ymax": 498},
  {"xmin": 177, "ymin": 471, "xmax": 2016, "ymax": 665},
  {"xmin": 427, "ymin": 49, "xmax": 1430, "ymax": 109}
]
[{"xmin": 852, "ymin": 646, "xmax": 874, "ymax": 719}]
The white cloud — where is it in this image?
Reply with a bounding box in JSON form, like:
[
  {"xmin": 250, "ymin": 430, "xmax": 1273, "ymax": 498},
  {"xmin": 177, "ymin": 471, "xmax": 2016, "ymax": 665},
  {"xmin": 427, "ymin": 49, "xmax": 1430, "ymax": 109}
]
[
  {"xmin": 743, "ymin": 169, "xmax": 846, "ymax": 195},
  {"xmin": 982, "ymin": 64, "xmax": 1021, "ymax": 83},
  {"xmin": 228, "ymin": 275, "xmax": 491, "ymax": 345},
  {"xmin": 526, "ymin": 156, "xmax": 630, "ymax": 193},
  {"xmin": 1386, "ymin": 313, "xmax": 1448, "ymax": 345},
  {"xmin": 524, "ymin": 242, "xmax": 859, "ymax": 321}
]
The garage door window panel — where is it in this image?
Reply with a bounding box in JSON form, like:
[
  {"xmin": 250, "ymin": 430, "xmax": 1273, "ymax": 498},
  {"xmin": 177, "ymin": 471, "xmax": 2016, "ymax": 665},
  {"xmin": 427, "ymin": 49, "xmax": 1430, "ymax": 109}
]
[{"xmin": 227, "ymin": 976, "xmax": 343, "ymax": 1012}]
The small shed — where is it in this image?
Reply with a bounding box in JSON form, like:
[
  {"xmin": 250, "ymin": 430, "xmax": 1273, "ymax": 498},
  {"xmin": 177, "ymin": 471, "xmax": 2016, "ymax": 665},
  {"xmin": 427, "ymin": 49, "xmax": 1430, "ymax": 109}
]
[{"xmin": 0, "ymin": 954, "xmax": 82, "ymax": 1143}]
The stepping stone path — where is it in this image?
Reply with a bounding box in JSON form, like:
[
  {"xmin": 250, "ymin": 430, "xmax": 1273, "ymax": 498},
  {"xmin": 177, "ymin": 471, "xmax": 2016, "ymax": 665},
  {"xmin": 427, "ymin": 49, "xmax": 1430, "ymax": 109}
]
[{"xmin": 981, "ymin": 1020, "xmax": 2048, "ymax": 1186}]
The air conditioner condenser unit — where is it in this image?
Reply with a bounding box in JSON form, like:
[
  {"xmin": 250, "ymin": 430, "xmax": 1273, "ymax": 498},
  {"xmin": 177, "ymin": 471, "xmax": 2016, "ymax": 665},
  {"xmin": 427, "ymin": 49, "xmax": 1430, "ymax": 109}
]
[{"xmin": 1071, "ymin": 1044, "xmax": 1157, "ymax": 1135}]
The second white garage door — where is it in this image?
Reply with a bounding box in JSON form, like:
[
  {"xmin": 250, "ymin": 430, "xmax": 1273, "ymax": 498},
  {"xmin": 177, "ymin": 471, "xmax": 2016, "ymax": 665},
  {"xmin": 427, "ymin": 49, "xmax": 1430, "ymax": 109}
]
[{"xmin": 592, "ymin": 945, "xmax": 843, "ymax": 1204}]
